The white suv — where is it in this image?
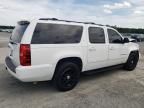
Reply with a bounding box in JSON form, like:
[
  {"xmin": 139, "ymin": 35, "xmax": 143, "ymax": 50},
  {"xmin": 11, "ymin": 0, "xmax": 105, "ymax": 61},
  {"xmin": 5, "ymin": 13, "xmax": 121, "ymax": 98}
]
[{"xmin": 5, "ymin": 18, "xmax": 139, "ymax": 91}]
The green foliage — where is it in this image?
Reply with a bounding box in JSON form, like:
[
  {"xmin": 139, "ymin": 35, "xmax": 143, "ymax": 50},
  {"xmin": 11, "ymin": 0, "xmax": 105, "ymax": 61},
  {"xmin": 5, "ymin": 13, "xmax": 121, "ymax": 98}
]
[
  {"xmin": 0, "ymin": 25, "xmax": 15, "ymax": 29},
  {"xmin": 111, "ymin": 26, "xmax": 144, "ymax": 34},
  {"xmin": 117, "ymin": 28, "xmax": 144, "ymax": 34}
]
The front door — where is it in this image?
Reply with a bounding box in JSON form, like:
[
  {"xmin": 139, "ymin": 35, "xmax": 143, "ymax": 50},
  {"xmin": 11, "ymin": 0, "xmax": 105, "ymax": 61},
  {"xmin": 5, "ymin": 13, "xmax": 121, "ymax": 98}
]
[{"xmin": 107, "ymin": 28, "xmax": 126, "ymax": 65}]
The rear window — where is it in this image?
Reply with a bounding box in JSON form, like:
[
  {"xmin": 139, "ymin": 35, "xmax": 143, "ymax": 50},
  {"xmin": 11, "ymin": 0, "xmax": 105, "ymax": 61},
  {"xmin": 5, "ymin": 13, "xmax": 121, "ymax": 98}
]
[
  {"xmin": 31, "ymin": 23, "xmax": 83, "ymax": 44},
  {"xmin": 10, "ymin": 21, "xmax": 29, "ymax": 43}
]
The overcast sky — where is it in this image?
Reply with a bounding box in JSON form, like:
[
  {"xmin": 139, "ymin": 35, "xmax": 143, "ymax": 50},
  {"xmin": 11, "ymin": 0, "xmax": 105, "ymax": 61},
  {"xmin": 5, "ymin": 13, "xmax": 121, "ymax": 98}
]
[{"xmin": 0, "ymin": 0, "xmax": 144, "ymax": 28}]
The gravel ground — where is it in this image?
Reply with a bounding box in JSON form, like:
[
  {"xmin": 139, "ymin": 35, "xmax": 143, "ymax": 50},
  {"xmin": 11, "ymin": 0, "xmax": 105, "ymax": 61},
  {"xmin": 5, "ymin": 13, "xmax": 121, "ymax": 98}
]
[{"xmin": 0, "ymin": 32, "xmax": 144, "ymax": 108}]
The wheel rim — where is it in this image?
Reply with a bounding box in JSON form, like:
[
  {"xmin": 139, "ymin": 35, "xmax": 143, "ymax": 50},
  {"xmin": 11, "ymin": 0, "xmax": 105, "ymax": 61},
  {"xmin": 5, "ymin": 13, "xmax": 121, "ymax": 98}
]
[
  {"xmin": 129, "ymin": 55, "xmax": 137, "ymax": 67},
  {"xmin": 61, "ymin": 67, "xmax": 78, "ymax": 88}
]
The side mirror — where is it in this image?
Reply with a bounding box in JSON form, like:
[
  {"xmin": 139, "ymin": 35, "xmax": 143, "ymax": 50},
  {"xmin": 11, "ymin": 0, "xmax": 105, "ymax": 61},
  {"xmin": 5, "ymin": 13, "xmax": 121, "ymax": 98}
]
[{"xmin": 123, "ymin": 38, "xmax": 129, "ymax": 43}]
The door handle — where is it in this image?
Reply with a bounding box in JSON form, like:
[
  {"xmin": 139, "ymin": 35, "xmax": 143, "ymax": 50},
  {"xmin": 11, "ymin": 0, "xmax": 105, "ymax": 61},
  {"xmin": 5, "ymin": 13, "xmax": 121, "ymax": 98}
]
[
  {"xmin": 109, "ymin": 47, "xmax": 115, "ymax": 50},
  {"xmin": 89, "ymin": 48, "xmax": 96, "ymax": 51}
]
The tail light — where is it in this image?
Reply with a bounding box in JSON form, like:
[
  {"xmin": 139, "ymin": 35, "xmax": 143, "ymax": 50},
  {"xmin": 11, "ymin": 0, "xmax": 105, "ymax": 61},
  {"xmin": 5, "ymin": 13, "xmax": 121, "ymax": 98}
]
[{"xmin": 20, "ymin": 44, "xmax": 31, "ymax": 66}]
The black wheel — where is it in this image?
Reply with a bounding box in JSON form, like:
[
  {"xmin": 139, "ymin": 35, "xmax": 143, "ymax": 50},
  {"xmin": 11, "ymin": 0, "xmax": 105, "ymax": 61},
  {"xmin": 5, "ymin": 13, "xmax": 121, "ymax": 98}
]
[
  {"xmin": 124, "ymin": 51, "xmax": 139, "ymax": 71},
  {"xmin": 53, "ymin": 62, "xmax": 80, "ymax": 91}
]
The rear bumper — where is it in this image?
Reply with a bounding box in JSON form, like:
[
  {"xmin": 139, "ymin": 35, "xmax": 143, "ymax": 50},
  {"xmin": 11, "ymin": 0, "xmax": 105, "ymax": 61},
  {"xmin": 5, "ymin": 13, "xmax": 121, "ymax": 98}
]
[
  {"xmin": 5, "ymin": 56, "xmax": 16, "ymax": 73},
  {"xmin": 5, "ymin": 56, "xmax": 55, "ymax": 82}
]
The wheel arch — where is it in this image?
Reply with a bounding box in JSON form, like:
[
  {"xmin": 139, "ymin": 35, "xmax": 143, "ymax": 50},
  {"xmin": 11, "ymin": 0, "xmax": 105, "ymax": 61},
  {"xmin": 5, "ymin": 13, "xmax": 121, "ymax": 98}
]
[
  {"xmin": 52, "ymin": 57, "xmax": 83, "ymax": 80},
  {"xmin": 127, "ymin": 50, "xmax": 139, "ymax": 61},
  {"xmin": 124, "ymin": 50, "xmax": 139, "ymax": 71},
  {"xmin": 56, "ymin": 57, "xmax": 83, "ymax": 71}
]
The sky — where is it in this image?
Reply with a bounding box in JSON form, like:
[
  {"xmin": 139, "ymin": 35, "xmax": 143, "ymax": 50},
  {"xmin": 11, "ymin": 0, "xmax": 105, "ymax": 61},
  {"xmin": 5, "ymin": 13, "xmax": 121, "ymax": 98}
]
[{"xmin": 0, "ymin": 0, "xmax": 144, "ymax": 28}]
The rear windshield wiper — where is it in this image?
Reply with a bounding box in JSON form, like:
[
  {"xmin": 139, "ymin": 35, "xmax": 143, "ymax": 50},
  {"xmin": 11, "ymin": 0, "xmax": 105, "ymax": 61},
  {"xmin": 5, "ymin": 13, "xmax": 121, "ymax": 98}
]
[{"xmin": 9, "ymin": 40, "xmax": 17, "ymax": 45}]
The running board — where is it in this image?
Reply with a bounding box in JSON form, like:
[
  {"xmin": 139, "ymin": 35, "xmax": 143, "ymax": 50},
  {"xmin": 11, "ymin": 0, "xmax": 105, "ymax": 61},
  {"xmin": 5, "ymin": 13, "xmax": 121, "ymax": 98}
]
[{"xmin": 82, "ymin": 64, "xmax": 124, "ymax": 75}]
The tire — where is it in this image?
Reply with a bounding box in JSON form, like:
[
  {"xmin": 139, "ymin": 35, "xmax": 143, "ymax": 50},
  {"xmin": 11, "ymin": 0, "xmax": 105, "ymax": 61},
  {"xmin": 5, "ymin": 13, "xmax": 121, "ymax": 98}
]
[
  {"xmin": 53, "ymin": 62, "xmax": 80, "ymax": 91},
  {"xmin": 124, "ymin": 51, "xmax": 139, "ymax": 71}
]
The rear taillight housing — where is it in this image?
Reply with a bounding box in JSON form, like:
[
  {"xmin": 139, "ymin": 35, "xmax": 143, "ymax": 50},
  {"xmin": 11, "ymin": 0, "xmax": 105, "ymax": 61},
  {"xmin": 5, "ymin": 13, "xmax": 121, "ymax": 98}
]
[{"xmin": 20, "ymin": 44, "xmax": 31, "ymax": 66}]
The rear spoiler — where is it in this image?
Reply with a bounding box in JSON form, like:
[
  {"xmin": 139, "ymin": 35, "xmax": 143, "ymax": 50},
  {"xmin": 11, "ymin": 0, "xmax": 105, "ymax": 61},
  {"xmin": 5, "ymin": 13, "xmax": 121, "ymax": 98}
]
[{"xmin": 18, "ymin": 21, "xmax": 30, "ymax": 25}]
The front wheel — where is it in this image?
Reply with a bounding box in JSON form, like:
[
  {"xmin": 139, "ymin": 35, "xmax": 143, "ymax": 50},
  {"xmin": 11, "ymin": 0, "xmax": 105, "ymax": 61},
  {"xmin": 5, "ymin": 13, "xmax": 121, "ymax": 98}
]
[
  {"xmin": 53, "ymin": 62, "xmax": 80, "ymax": 91},
  {"xmin": 124, "ymin": 51, "xmax": 139, "ymax": 71}
]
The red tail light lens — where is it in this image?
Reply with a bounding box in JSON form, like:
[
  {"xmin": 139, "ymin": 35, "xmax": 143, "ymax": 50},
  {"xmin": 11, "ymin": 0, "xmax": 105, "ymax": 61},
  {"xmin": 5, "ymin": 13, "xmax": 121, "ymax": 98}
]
[{"xmin": 20, "ymin": 44, "xmax": 31, "ymax": 66}]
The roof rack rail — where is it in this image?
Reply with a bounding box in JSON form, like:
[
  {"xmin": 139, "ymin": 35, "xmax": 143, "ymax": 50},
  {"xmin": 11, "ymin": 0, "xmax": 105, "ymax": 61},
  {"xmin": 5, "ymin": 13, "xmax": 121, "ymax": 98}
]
[
  {"xmin": 39, "ymin": 18, "xmax": 58, "ymax": 20},
  {"xmin": 39, "ymin": 18, "xmax": 105, "ymax": 26},
  {"xmin": 84, "ymin": 22, "xmax": 95, "ymax": 24}
]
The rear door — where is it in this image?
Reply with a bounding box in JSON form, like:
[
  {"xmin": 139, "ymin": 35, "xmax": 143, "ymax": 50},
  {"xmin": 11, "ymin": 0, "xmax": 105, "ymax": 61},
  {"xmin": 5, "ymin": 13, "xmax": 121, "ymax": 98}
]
[
  {"xmin": 87, "ymin": 26, "xmax": 108, "ymax": 70},
  {"xmin": 8, "ymin": 21, "xmax": 29, "ymax": 66}
]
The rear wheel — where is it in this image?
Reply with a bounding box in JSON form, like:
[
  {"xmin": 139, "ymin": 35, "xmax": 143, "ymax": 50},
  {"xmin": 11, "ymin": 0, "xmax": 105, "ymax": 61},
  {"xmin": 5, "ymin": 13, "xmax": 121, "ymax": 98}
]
[
  {"xmin": 124, "ymin": 51, "xmax": 139, "ymax": 71},
  {"xmin": 53, "ymin": 62, "xmax": 80, "ymax": 91}
]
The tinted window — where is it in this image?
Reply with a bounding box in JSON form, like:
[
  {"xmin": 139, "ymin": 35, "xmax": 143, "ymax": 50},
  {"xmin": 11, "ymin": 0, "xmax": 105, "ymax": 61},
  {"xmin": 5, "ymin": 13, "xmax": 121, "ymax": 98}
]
[
  {"xmin": 108, "ymin": 29, "xmax": 122, "ymax": 44},
  {"xmin": 89, "ymin": 27, "xmax": 105, "ymax": 43},
  {"xmin": 31, "ymin": 23, "xmax": 83, "ymax": 44},
  {"xmin": 10, "ymin": 22, "xmax": 29, "ymax": 43}
]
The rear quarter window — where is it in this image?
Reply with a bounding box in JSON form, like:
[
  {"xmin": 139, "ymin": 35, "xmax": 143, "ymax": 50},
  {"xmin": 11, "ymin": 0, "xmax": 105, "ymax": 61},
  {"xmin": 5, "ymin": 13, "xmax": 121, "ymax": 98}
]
[{"xmin": 31, "ymin": 23, "xmax": 83, "ymax": 44}]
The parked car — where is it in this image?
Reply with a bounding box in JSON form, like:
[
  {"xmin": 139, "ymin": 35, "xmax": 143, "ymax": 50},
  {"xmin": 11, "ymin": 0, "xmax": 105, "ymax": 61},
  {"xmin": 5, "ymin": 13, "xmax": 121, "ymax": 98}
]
[
  {"xmin": 5, "ymin": 18, "xmax": 139, "ymax": 91},
  {"xmin": 139, "ymin": 34, "xmax": 144, "ymax": 42},
  {"xmin": 131, "ymin": 35, "xmax": 141, "ymax": 42}
]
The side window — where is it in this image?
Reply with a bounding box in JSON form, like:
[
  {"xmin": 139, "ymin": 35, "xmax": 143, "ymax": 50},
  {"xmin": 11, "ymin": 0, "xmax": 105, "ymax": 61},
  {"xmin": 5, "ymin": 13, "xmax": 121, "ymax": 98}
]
[
  {"xmin": 89, "ymin": 27, "xmax": 105, "ymax": 43},
  {"xmin": 108, "ymin": 29, "xmax": 122, "ymax": 44},
  {"xmin": 31, "ymin": 23, "xmax": 83, "ymax": 44}
]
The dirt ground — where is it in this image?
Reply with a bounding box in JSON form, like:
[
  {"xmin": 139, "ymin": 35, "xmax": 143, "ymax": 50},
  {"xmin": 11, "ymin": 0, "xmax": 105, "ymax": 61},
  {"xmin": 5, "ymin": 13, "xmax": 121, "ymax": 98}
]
[{"xmin": 0, "ymin": 32, "xmax": 144, "ymax": 108}]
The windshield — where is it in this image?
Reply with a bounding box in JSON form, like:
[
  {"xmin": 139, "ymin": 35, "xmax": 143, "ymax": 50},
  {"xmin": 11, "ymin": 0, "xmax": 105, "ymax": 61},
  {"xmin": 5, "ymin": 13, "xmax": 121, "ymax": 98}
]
[{"xmin": 10, "ymin": 22, "xmax": 29, "ymax": 43}]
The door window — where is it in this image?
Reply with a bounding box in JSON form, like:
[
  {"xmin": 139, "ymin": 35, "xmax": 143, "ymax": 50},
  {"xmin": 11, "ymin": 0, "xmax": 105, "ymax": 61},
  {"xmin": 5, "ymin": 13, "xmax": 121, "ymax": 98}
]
[
  {"xmin": 108, "ymin": 29, "xmax": 122, "ymax": 44},
  {"xmin": 89, "ymin": 27, "xmax": 105, "ymax": 43}
]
